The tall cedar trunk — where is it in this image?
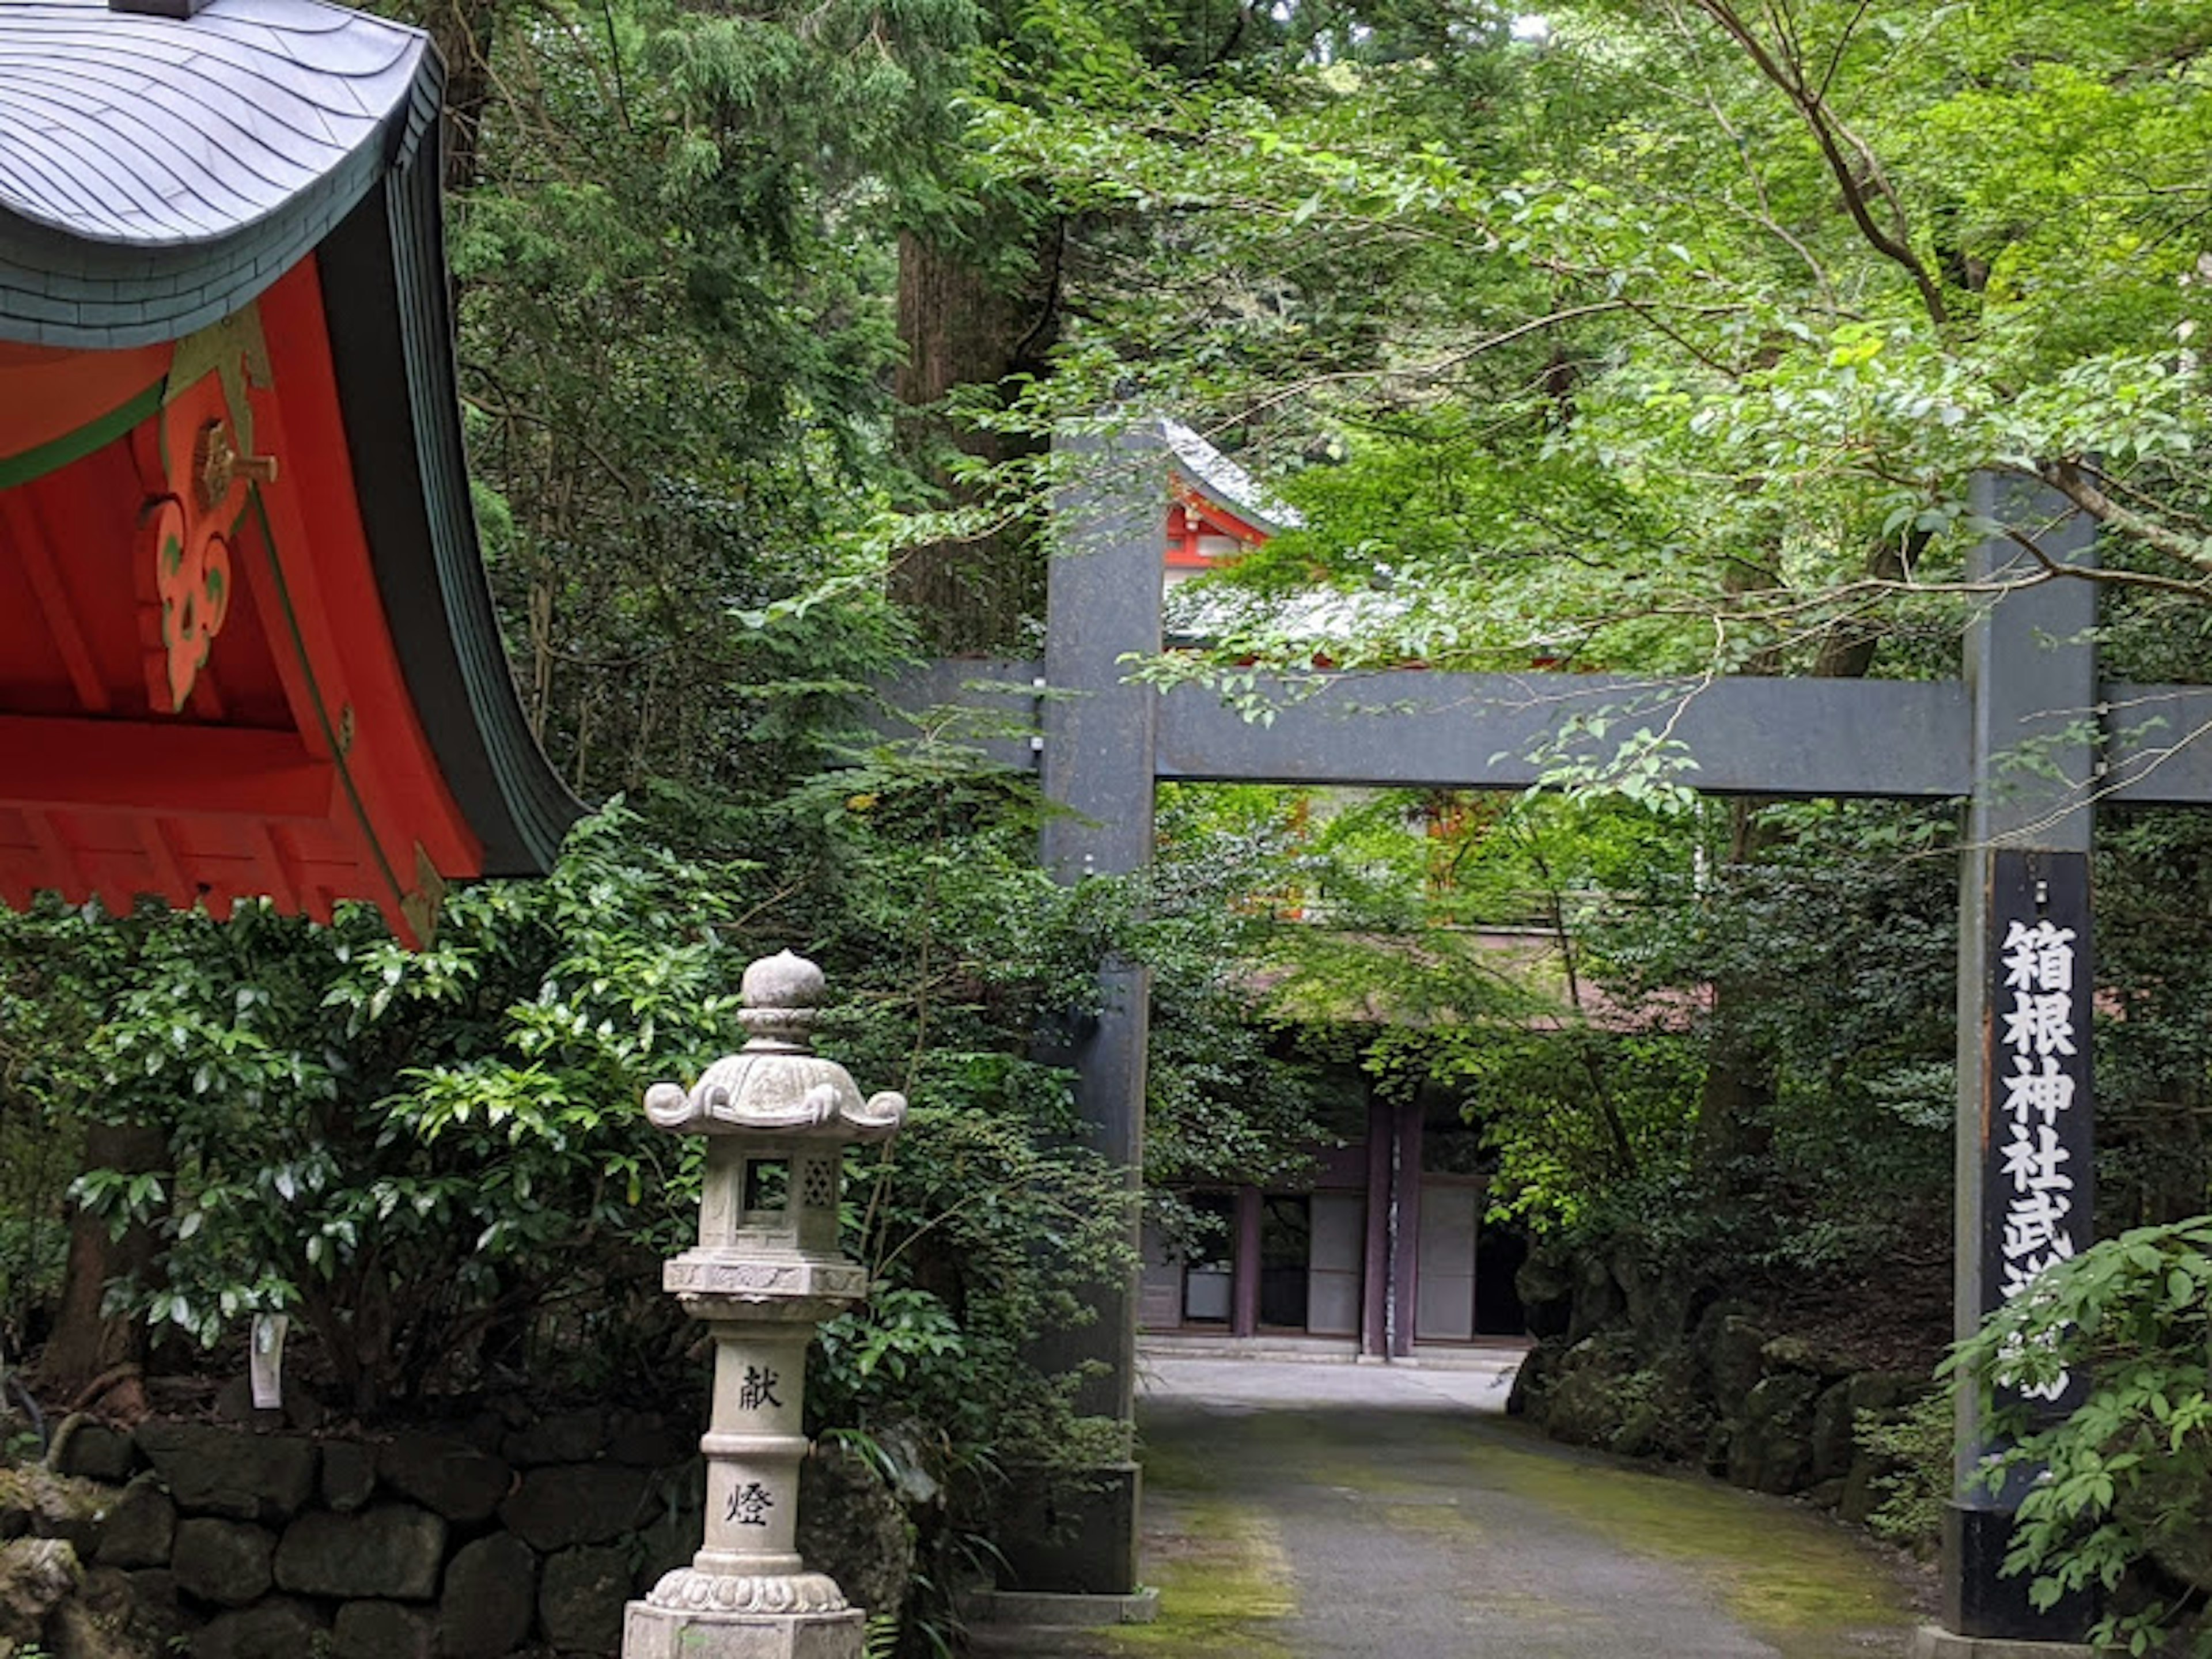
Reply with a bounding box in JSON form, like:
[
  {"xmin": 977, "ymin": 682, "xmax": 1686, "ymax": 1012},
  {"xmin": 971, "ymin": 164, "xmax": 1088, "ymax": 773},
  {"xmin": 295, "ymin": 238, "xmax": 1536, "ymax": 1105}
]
[
  {"xmin": 891, "ymin": 226, "xmax": 1059, "ymax": 654},
  {"xmin": 425, "ymin": 0, "xmax": 503, "ymax": 195},
  {"xmin": 1694, "ymin": 800, "xmax": 1779, "ymax": 1172},
  {"xmin": 39, "ymin": 1120, "xmax": 165, "ymax": 1408},
  {"xmin": 1694, "ymin": 559, "xmax": 1786, "ymax": 1172}
]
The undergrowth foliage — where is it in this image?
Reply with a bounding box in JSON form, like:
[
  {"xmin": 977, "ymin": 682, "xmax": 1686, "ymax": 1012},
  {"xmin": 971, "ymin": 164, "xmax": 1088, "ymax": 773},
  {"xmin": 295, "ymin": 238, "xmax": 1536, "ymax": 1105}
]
[
  {"xmin": 1, "ymin": 696, "xmax": 1331, "ymax": 1651},
  {"xmin": 1955, "ymin": 1218, "xmax": 2212, "ymax": 1656},
  {"xmin": 44, "ymin": 809, "xmax": 741, "ymax": 1414}
]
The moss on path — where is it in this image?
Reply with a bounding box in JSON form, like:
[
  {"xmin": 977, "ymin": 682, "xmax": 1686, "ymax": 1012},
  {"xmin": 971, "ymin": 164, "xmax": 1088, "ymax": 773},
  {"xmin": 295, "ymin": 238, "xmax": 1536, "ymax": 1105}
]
[
  {"xmin": 1062, "ymin": 1364, "xmax": 1926, "ymax": 1659},
  {"xmin": 1471, "ymin": 1429, "xmax": 1921, "ymax": 1657}
]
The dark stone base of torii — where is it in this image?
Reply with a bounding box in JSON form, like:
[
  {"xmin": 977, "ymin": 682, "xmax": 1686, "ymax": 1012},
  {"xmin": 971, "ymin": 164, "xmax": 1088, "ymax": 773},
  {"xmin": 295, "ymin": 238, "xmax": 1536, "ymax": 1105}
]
[{"xmin": 890, "ymin": 428, "xmax": 2212, "ymax": 1647}]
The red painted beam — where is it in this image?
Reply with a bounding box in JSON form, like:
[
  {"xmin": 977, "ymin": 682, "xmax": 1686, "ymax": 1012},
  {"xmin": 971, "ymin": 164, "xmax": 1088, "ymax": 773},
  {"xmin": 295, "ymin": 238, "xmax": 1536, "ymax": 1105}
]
[
  {"xmin": 0, "ymin": 487, "xmax": 112, "ymax": 714},
  {"xmin": 0, "ymin": 715, "xmax": 335, "ymax": 822}
]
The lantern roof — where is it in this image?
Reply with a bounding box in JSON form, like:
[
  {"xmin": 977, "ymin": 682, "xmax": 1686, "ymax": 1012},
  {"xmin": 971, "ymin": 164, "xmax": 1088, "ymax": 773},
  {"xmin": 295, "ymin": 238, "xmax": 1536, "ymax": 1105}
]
[{"xmin": 643, "ymin": 954, "xmax": 908, "ymax": 1142}]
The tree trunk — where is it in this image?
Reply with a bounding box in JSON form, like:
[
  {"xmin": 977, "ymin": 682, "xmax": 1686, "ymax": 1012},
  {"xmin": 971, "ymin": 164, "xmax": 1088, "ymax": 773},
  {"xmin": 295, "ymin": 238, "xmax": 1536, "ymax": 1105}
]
[
  {"xmin": 1695, "ymin": 556, "xmax": 1786, "ymax": 1172},
  {"xmin": 1694, "ymin": 800, "xmax": 1779, "ymax": 1172},
  {"xmin": 39, "ymin": 1120, "xmax": 165, "ymax": 1409},
  {"xmin": 891, "ymin": 221, "xmax": 1061, "ymax": 654},
  {"xmin": 423, "ymin": 0, "xmax": 504, "ymax": 196}
]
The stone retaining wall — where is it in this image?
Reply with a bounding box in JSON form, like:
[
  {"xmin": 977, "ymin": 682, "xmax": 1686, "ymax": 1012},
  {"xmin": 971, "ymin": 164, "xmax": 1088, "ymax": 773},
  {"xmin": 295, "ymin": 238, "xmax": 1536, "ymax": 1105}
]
[
  {"xmin": 1507, "ymin": 1246, "xmax": 1934, "ymax": 1532},
  {"xmin": 4, "ymin": 1403, "xmax": 724, "ymax": 1658}
]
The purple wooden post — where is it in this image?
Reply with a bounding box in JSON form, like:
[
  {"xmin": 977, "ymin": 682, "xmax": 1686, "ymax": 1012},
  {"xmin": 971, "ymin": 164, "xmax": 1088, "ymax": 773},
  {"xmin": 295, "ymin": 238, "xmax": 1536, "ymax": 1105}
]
[
  {"xmin": 1232, "ymin": 1185, "xmax": 1263, "ymax": 1337},
  {"xmin": 1361, "ymin": 1095, "xmax": 1392, "ymax": 1357},
  {"xmin": 1390, "ymin": 1101, "xmax": 1423, "ymax": 1359}
]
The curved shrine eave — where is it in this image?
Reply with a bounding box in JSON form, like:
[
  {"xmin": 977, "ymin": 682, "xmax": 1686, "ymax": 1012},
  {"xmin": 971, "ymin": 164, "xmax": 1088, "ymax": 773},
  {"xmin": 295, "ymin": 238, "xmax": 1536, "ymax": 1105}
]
[{"xmin": 0, "ymin": 252, "xmax": 577, "ymax": 944}]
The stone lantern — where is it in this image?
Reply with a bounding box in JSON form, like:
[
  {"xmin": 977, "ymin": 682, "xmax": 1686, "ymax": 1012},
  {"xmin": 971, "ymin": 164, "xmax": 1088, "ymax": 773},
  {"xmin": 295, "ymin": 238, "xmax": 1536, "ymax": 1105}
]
[{"xmin": 623, "ymin": 951, "xmax": 907, "ymax": 1659}]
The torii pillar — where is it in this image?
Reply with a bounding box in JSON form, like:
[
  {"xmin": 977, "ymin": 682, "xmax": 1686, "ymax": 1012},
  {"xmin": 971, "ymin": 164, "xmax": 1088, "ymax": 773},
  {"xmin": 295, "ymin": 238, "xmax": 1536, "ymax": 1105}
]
[
  {"xmin": 997, "ymin": 427, "xmax": 1163, "ymax": 1605},
  {"xmin": 1935, "ymin": 479, "xmax": 2097, "ymax": 1652}
]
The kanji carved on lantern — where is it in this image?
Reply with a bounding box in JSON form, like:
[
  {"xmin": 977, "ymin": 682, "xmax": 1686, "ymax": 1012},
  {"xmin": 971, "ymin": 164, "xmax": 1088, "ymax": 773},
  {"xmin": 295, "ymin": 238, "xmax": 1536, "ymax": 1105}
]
[{"xmin": 623, "ymin": 952, "xmax": 907, "ymax": 1659}]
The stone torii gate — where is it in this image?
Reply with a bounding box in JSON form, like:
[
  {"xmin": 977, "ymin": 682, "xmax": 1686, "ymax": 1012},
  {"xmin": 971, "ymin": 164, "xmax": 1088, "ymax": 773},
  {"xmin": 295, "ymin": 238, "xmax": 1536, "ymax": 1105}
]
[{"xmin": 895, "ymin": 423, "xmax": 2212, "ymax": 1652}]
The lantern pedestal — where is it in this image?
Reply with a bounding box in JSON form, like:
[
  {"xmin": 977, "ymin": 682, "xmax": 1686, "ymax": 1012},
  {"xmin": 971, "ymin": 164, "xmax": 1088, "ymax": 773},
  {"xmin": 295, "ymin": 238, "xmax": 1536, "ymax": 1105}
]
[
  {"xmin": 624, "ymin": 1604, "xmax": 865, "ymax": 1659},
  {"xmin": 622, "ymin": 953, "xmax": 907, "ymax": 1659}
]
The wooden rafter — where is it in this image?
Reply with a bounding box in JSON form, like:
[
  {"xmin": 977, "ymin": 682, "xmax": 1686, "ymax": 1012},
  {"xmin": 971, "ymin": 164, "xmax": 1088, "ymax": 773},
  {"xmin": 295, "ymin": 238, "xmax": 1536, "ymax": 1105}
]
[{"xmin": 0, "ymin": 716, "xmax": 335, "ymax": 823}]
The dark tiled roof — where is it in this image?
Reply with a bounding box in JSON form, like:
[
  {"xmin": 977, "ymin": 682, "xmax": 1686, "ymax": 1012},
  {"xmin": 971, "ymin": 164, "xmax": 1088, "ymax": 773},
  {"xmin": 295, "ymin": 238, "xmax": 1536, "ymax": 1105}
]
[{"xmin": 0, "ymin": 0, "xmax": 437, "ymax": 346}]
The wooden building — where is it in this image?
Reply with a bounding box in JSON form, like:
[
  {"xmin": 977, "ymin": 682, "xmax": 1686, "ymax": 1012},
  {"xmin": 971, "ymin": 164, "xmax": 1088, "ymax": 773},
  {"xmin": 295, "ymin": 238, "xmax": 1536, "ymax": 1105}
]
[
  {"xmin": 0, "ymin": 0, "xmax": 577, "ymax": 943},
  {"xmin": 1138, "ymin": 1101, "xmax": 1532, "ymax": 1355}
]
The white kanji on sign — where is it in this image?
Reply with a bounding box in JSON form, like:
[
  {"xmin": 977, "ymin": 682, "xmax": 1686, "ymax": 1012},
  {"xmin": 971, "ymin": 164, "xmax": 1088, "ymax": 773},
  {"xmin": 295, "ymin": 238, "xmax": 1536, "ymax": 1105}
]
[
  {"xmin": 2002, "ymin": 1187, "xmax": 2074, "ymax": 1258},
  {"xmin": 2001, "ymin": 1121, "xmax": 2073, "ymax": 1198},
  {"xmin": 2002, "ymin": 991, "xmax": 2077, "ymax": 1059},
  {"xmin": 2001, "ymin": 1053, "xmax": 2076, "ymax": 1128},
  {"xmin": 1991, "ymin": 906, "xmax": 2083, "ymax": 1404},
  {"xmin": 2002, "ymin": 919, "xmax": 2078, "ymax": 995}
]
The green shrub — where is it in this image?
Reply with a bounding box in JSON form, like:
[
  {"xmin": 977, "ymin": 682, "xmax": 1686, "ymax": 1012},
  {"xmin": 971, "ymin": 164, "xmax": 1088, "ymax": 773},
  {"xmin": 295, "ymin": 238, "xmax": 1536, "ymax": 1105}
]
[
  {"xmin": 1858, "ymin": 1389, "xmax": 1951, "ymax": 1556},
  {"xmin": 1952, "ymin": 1216, "xmax": 2212, "ymax": 1655}
]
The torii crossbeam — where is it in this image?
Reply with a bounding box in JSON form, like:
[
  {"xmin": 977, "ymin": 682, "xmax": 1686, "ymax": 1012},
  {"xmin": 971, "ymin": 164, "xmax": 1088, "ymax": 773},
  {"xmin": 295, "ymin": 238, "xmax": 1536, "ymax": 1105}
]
[{"xmin": 891, "ymin": 425, "xmax": 2212, "ymax": 1653}]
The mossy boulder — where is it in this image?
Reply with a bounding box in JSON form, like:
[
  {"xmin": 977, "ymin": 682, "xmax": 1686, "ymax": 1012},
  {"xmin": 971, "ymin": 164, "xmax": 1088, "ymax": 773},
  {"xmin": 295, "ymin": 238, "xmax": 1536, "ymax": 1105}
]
[
  {"xmin": 1846, "ymin": 1372, "xmax": 1929, "ymax": 1415},
  {"xmin": 0, "ymin": 1467, "xmax": 110, "ymax": 1556},
  {"xmin": 273, "ymin": 1503, "xmax": 446, "ymax": 1601},
  {"xmin": 2122, "ymin": 1462, "xmax": 2212, "ymax": 1597},
  {"xmin": 1515, "ymin": 1252, "xmax": 1575, "ymax": 1340},
  {"xmin": 48, "ymin": 1564, "xmax": 190, "ymax": 1659},
  {"xmin": 1505, "ymin": 1338, "xmax": 1564, "ymax": 1418},
  {"xmin": 1758, "ymin": 1335, "xmax": 1832, "ymax": 1377},
  {"xmin": 332, "ymin": 1599, "xmax": 435, "ymax": 1659},
  {"xmin": 1566, "ymin": 1255, "xmax": 1627, "ymax": 1344},
  {"xmin": 1705, "ymin": 1315, "xmax": 1772, "ymax": 1413},
  {"xmin": 497, "ymin": 1463, "xmax": 649, "ymax": 1552},
  {"xmin": 796, "ymin": 1442, "xmax": 912, "ymax": 1618},
  {"xmin": 171, "ymin": 1519, "xmax": 275, "ymax": 1608},
  {"xmin": 1810, "ymin": 1380, "xmax": 1858, "ymax": 1483},
  {"xmin": 134, "ymin": 1426, "xmax": 316, "ymax": 1527},
  {"xmin": 537, "ymin": 1544, "xmax": 627, "ymax": 1654},
  {"xmin": 378, "ymin": 1433, "xmax": 511, "ymax": 1525},
  {"xmin": 437, "ymin": 1533, "xmax": 537, "ymax": 1659},
  {"xmin": 93, "ymin": 1478, "xmax": 173, "ymax": 1572},
  {"xmin": 318, "ymin": 1443, "xmax": 376, "ymax": 1515},
  {"xmin": 190, "ymin": 1594, "xmax": 326, "ymax": 1659},
  {"xmin": 1838, "ymin": 1450, "xmax": 1887, "ymax": 1526},
  {"xmin": 501, "ymin": 1408, "xmax": 605, "ymax": 1468},
  {"xmin": 50, "ymin": 1424, "xmax": 137, "ymax": 1487},
  {"xmin": 1727, "ymin": 1374, "xmax": 1820, "ymax": 1495},
  {"xmin": 1539, "ymin": 1337, "xmax": 1639, "ymax": 1448},
  {"xmin": 1625, "ymin": 1354, "xmax": 1713, "ymax": 1463},
  {"xmin": 1608, "ymin": 1245, "xmax": 1698, "ymax": 1350},
  {"xmin": 0, "ymin": 1536, "xmax": 81, "ymax": 1646}
]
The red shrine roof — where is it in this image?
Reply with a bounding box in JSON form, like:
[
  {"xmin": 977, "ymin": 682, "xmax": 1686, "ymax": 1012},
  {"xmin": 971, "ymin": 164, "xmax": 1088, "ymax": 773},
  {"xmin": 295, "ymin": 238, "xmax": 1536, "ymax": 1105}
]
[
  {"xmin": 1159, "ymin": 418, "xmax": 1300, "ymax": 578},
  {"xmin": 0, "ymin": 0, "xmax": 578, "ymax": 944}
]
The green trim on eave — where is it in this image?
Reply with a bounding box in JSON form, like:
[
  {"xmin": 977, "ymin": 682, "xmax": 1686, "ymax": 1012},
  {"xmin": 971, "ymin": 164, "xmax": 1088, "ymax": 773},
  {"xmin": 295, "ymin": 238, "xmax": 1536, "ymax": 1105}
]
[
  {"xmin": 0, "ymin": 380, "xmax": 163, "ymax": 491},
  {"xmin": 244, "ymin": 488, "xmax": 411, "ymax": 912}
]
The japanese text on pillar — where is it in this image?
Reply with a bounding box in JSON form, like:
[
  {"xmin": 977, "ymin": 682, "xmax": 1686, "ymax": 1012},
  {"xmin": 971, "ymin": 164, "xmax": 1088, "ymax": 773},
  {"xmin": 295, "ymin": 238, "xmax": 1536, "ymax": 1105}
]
[{"xmin": 1998, "ymin": 915, "xmax": 2078, "ymax": 1402}]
